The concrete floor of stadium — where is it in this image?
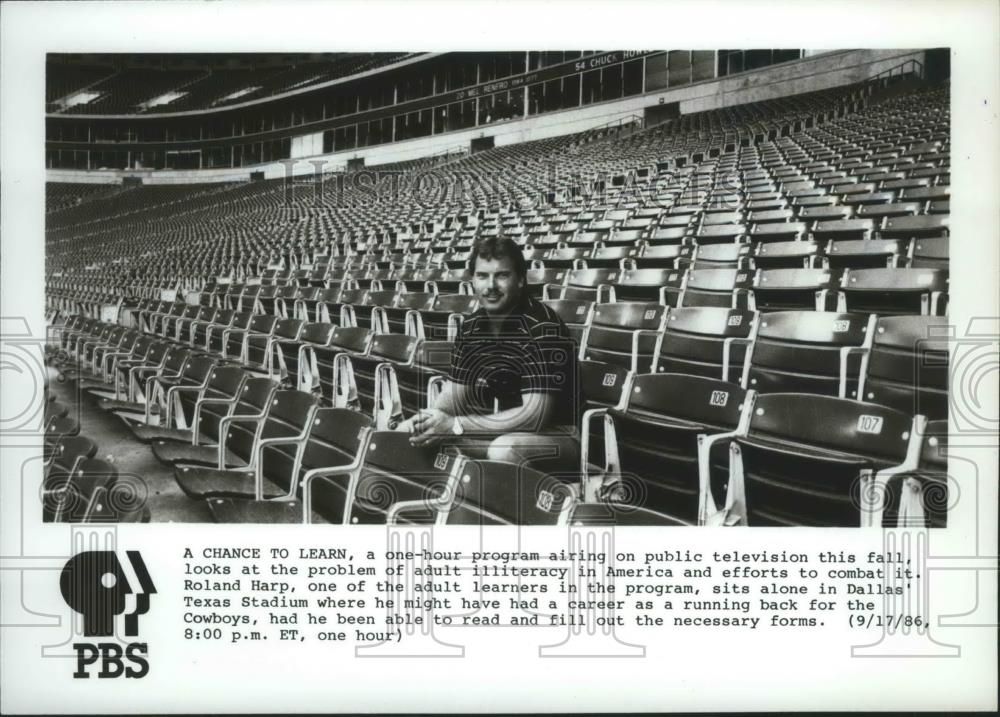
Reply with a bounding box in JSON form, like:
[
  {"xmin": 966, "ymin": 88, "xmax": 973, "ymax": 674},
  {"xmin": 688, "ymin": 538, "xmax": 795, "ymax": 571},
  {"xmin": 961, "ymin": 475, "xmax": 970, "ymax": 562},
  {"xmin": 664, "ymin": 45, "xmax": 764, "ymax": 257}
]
[{"xmin": 51, "ymin": 373, "xmax": 212, "ymax": 522}]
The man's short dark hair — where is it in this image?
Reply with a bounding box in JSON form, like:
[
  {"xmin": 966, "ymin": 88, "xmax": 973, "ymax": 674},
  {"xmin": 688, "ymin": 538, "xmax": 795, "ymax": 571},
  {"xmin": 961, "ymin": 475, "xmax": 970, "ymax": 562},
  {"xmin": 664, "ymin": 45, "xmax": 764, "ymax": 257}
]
[{"xmin": 469, "ymin": 236, "xmax": 527, "ymax": 280}]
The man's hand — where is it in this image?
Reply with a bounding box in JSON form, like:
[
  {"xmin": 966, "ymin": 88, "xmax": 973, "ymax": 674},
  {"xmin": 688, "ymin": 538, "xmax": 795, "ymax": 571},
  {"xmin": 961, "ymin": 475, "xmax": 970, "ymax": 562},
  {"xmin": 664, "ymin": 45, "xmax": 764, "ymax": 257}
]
[{"xmin": 409, "ymin": 409, "xmax": 456, "ymax": 447}]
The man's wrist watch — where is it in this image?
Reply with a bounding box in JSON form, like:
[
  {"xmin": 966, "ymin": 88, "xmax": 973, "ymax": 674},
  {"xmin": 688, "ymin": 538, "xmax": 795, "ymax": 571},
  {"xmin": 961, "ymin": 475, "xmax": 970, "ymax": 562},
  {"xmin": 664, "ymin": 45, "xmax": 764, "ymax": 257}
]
[{"xmin": 451, "ymin": 416, "xmax": 464, "ymax": 436}]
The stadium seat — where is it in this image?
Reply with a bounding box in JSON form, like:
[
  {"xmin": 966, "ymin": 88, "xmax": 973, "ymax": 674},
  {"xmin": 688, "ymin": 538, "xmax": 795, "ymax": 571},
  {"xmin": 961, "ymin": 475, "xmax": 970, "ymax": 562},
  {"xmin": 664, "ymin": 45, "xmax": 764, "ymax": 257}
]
[
  {"xmin": 408, "ymin": 294, "xmax": 479, "ymax": 340},
  {"xmin": 581, "ymin": 302, "xmax": 666, "ymax": 371},
  {"xmin": 117, "ymin": 352, "xmax": 217, "ymax": 431},
  {"xmin": 426, "ymin": 460, "xmax": 575, "ymax": 525},
  {"xmin": 347, "ymin": 431, "xmax": 460, "ymax": 524},
  {"xmin": 43, "ymin": 458, "xmax": 118, "ymax": 523},
  {"xmin": 245, "ymin": 318, "xmax": 303, "ymax": 372},
  {"xmin": 615, "ymin": 267, "xmax": 685, "ymax": 304},
  {"xmin": 724, "ymin": 393, "xmax": 919, "ymax": 526},
  {"xmin": 271, "ymin": 321, "xmax": 335, "ymax": 389},
  {"xmin": 681, "ymin": 268, "xmax": 753, "ymax": 308},
  {"xmin": 308, "ymin": 326, "xmax": 374, "ymax": 407},
  {"xmin": 547, "ymin": 268, "xmax": 620, "ymax": 302},
  {"xmin": 860, "ymin": 315, "xmax": 949, "ymax": 420},
  {"xmin": 207, "ymin": 407, "xmax": 375, "ymax": 523},
  {"xmin": 151, "ymin": 375, "xmax": 276, "ymax": 466},
  {"xmin": 908, "ymin": 236, "xmax": 948, "ymax": 270},
  {"xmin": 750, "ymin": 267, "xmax": 839, "ymax": 311},
  {"xmin": 872, "ymin": 419, "xmax": 948, "ymax": 528},
  {"xmin": 588, "ymin": 373, "xmax": 751, "ymax": 525},
  {"xmin": 838, "ymin": 267, "xmax": 948, "ymax": 315},
  {"xmin": 741, "ymin": 310, "xmax": 873, "ymax": 397},
  {"xmin": 654, "ymin": 306, "xmax": 756, "ymax": 382},
  {"xmin": 174, "ymin": 389, "xmax": 319, "ymax": 499},
  {"xmin": 824, "ymin": 239, "xmax": 908, "ymax": 270},
  {"xmin": 542, "ymin": 299, "xmax": 593, "ymax": 344}
]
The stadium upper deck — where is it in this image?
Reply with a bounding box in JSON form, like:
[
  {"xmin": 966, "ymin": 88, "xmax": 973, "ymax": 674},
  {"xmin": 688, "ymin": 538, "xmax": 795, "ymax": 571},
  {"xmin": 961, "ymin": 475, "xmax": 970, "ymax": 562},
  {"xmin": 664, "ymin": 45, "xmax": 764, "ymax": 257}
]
[
  {"xmin": 47, "ymin": 50, "xmax": 836, "ymax": 171},
  {"xmin": 47, "ymin": 53, "xmax": 420, "ymax": 114}
]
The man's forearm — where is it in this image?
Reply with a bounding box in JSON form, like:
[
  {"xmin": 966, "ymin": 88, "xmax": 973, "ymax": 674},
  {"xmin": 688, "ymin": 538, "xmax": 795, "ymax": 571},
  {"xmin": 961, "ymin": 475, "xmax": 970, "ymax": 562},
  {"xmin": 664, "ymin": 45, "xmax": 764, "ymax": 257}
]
[
  {"xmin": 432, "ymin": 382, "xmax": 554, "ymax": 434},
  {"xmin": 455, "ymin": 408, "xmax": 533, "ymax": 435},
  {"xmin": 456, "ymin": 392, "xmax": 551, "ymax": 435}
]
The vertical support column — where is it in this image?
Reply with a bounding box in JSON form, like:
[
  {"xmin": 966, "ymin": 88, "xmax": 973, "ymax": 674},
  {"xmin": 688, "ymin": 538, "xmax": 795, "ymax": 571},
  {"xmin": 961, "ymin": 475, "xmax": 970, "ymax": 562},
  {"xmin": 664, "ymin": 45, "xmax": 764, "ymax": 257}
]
[{"xmin": 474, "ymin": 60, "xmax": 481, "ymax": 128}]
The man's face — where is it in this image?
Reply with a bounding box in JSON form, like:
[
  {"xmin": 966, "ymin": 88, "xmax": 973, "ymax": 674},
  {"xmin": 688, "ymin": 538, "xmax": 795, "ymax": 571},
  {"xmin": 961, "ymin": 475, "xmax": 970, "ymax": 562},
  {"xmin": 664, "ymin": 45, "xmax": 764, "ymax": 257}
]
[{"xmin": 472, "ymin": 254, "xmax": 525, "ymax": 316}]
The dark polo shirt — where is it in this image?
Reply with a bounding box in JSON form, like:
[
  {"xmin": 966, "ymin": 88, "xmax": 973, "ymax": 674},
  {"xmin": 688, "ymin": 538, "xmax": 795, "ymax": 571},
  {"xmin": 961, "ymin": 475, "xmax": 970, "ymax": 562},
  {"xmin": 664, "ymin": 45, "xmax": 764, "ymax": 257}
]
[{"xmin": 449, "ymin": 295, "xmax": 580, "ymax": 430}]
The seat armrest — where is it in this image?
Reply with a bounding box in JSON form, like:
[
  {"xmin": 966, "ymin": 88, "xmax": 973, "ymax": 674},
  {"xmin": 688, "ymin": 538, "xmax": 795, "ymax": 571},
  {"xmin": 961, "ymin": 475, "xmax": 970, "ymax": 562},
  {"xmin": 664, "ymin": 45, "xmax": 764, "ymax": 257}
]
[
  {"xmin": 191, "ymin": 395, "xmax": 238, "ymax": 444},
  {"xmin": 631, "ymin": 329, "xmax": 664, "ymax": 374},
  {"xmin": 580, "ymin": 407, "xmax": 619, "ymax": 503},
  {"xmin": 216, "ymin": 412, "xmax": 268, "ymax": 468},
  {"xmin": 696, "ymin": 429, "xmax": 743, "ymax": 526},
  {"xmin": 253, "ymin": 429, "xmax": 311, "ymax": 500},
  {"xmin": 863, "ymin": 415, "xmax": 927, "ymax": 527},
  {"xmin": 299, "ymin": 431, "xmax": 372, "ymax": 523},
  {"xmin": 386, "ymin": 499, "xmax": 439, "ymax": 525},
  {"xmin": 696, "ymin": 391, "xmax": 756, "ymax": 526},
  {"xmin": 838, "ymin": 345, "xmax": 869, "ymax": 399},
  {"xmin": 722, "ymin": 335, "xmax": 754, "ymax": 382}
]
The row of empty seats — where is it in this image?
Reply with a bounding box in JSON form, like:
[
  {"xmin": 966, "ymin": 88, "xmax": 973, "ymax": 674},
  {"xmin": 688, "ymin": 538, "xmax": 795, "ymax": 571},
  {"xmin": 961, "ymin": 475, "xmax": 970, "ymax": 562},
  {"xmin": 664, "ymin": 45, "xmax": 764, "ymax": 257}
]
[
  {"xmin": 40, "ymin": 388, "xmax": 149, "ymax": 523},
  {"xmin": 50, "ymin": 305, "xmax": 948, "ymax": 527}
]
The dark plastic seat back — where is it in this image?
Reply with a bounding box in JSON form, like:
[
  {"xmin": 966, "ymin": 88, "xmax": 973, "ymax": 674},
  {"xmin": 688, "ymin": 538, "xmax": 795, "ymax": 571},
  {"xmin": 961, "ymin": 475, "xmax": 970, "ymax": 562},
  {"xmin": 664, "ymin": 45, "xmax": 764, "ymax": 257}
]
[
  {"xmin": 48, "ymin": 436, "xmax": 98, "ymax": 474},
  {"xmin": 583, "ymin": 302, "xmax": 665, "ymax": 370},
  {"xmin": 224, "ymin": 378, "xmax": 280, "ymax": 463},
  {"xmin": 394, "ymin": 340, "xmax": 454, "ymax": 416},
  {"xmin": 349, "ymin": 431, "xmax": 459, "ymax": 524},
  {"xmin": 527, "ymin": 268, "xmax": 567, "ymax": 297},
  {"xmin": 46, "ymin": 458, "xmax": 118, "ymax": 523},
  {"xmin": 312, "ymin": 327, "xmax": 373, "ymax": 403},
  {"xmin": 841, "ymin": 268, "xmax": 948, "ymax": 315},
  {"xmin": 194, "ymin": 367, "xmax": 250, "ymax": 442},
  {"xmin": 580, "ymin": 359, "xmax": 629, "ymax": 409},
  {"xmin": 444, "ymin": 460, "xmax": 574, "ymax": 525},
  {"xmin": 753, "ymin": 267, "xmax": 838, "ymax": 311},
  {"xmin": 746, "ymin": 310, "xmax": 870, "ymax": 397},
  {"xmin": 863, "ymin": 315, "xmax": 949, "ymax": 419},
  {"xmin": 257, "ymin": 390, "xmax": 320, "ymax": 492},
  {"xmin": 609, "ymin": 373, "xmax": 748, "ymax": 523},
  {"xmin": 616, "ymin": 268, "xmax": 684, "ymax": 303},
  {"xmin": 299, "ymin": 322, "xmax": 336, "ymax": 346},
  {"xmin": 739, "ymin": 393, "xmax": 912, "ymax": 526},
  {"xmin": 301, "ymin": 408, "xmax": 375, "ymax": 522},
  {"xmin": 656, "ymin": 306, "xmax": 755, "ymax": 381},
  {"xmin": 682, "ymin": 268, "xmax": 751, "ymax": 308}
]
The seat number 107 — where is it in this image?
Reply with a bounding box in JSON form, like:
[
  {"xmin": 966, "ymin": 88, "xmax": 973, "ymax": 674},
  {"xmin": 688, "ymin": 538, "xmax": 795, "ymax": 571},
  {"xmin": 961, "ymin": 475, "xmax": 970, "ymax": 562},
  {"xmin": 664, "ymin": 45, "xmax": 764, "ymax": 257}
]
[{"xmin": 856, "ymin": 415, "xmax": 884, "ymax": 434}]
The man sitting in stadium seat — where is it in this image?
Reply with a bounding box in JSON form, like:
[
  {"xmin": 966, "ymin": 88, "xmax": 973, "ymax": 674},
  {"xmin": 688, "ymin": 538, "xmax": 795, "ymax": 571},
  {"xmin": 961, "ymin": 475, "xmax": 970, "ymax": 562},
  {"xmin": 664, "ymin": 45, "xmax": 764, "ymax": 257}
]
[{"xmin": 400, "ymin": 236, "xmax": 581, "ymax": 472}]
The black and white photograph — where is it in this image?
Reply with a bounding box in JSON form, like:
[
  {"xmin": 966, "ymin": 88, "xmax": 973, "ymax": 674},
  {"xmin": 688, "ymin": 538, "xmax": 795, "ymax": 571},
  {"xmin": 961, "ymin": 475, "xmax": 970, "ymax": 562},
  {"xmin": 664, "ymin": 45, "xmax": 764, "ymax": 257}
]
[
  {"xmin": 1, "ymin": 1, "xmax": 996, "ymax": 713},
  {"xmin": 42, "ymin": 46, "xmax": 954, "ymax": 527}
]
